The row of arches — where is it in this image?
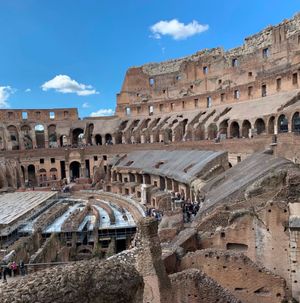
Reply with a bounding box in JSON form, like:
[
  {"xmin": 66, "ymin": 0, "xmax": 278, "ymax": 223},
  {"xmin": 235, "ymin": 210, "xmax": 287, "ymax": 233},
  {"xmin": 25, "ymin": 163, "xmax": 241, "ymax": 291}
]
[{"xmin": 4, "ymin": 123, "xmax": 114, "ymax": 150}]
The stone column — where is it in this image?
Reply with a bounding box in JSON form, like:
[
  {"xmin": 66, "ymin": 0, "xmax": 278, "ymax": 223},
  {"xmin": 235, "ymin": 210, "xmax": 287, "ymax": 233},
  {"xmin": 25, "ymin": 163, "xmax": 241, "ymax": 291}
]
[
  {"xmin": 136, "ymin": 218, "xmax": 173, "ymax": 303},
  {"xmin": 44, "ymin": 128, "xmax": 49, "ymax": 148}
]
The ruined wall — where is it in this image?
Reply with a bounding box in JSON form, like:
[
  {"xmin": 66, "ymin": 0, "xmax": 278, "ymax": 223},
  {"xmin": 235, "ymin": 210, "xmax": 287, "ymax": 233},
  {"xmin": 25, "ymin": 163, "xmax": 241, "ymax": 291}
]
[
  {"xmin": 0, "ymin": 258, "xmax": 144, "ymax": 303},
  {"xmin": 180, "ymin": 249, "xmax": 288, "ymax": 303},
  {"xmin": 169, "ymin": 268, "xmax": 240, "ymax": 303}
]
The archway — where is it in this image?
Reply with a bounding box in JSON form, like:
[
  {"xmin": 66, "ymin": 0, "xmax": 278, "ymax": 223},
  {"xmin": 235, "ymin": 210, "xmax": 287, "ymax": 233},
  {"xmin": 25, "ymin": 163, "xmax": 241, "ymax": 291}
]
[
  {"xmin": 254, "ymin": 118, "xmax": 266, "ymax": 135},
  {"xmin": 48, "ymin": 125, "xmax": 57, "ymax": 148},
  {"xmin": 278, "ymin": 114, "xmax": 288, "ymax": 133},
  {"xmin": 70, "ymin": 161, "xmax": 81, "ymax": 181},
  {"xmin": 292, "ymin": 112, "xmax": 300, "ymax": 132},
  {"xmin": 21, "ymin": 125, "xmax": 33, "ymax": 149},
  {"xmin": 219, "ymin": 120, "xmax": 229, "ymax": 137},
  {"xmin": 50, "ymin": 168, "xmax": 58, "ymax": 180},
  {"xmin": 7, "ymin": 125, "xmax": 19, "ymax": 150},
  {"xmin": 207, "ymin": 123, "xmax": 218, "ymax": 139},
  {"xmin": 72, "ymin": 128, "xmax": 84, "ymax": 146},
  {"xmin": 230, "ymin": 121, "xmax": 240, "ymax": 138},
  {"xmin": 35, "ymin": 124, "xmax": 45, "ymax": 148},
  {"xmin": 105, "ymin": 133, "xmax": 113, "ymax": 145},
  {"xmin": 39, "ymin": 168, "xmax": 47, "ymax": 185},
  {"xmin": 95, "ymin": 134, "xmax": 102, "ymax": 145},
  {"xmin": 268, "ymin": 116, "xmax": 275, "ymax": 134},
  {"xmin": 28, "ymin": 164, "xmax": 36, "ymax": 186},
  {"xmin": 242, "ymin": 120, "xmax": 251, "ymax": 138},
  {"xmin": 60, "ymin": 135, "xmax": 68, "ymax": 147}
]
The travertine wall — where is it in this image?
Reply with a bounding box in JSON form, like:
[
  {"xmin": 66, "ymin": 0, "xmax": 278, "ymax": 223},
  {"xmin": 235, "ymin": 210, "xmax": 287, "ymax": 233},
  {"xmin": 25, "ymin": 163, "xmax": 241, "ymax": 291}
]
[{"xmin": 116, "ymin": 14, "xmax": 300, "ymax": 117}]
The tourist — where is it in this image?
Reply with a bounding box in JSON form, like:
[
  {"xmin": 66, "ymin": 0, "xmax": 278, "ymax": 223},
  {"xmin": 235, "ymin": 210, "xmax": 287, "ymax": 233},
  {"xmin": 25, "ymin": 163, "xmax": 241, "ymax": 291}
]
[
  {"xmin": 19, "ymin": 260, "xmax": 26, "ymax": 276},
  {"xmin": 11, "ymin": 261, "xmax": 17, "ymax": 277}
]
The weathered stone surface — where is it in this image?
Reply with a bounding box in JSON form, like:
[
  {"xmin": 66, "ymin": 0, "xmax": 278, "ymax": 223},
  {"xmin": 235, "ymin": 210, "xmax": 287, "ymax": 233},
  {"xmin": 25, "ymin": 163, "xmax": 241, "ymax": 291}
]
[{"xmin": 0, "ymin": 258, "xmax": 144, "ymax": 303}]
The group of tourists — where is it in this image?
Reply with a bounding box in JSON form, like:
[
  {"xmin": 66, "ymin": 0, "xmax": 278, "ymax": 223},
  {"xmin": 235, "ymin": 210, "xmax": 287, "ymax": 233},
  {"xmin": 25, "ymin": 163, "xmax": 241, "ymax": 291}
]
[
  {"xmin": 182, "ymin": 200, "xmax": 201, "ymax": 223},
  {"xmin": 0, "ymin": 260, "xmax": 26, "ymax": 283},
  {"xmin": 145, "ymin": 207, "xmax": 163, "ymax": 220}
]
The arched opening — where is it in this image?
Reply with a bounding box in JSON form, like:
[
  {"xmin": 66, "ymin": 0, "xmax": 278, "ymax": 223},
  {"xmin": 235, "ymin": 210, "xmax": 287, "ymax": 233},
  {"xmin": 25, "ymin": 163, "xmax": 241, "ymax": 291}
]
[
  {"xmin": 254, "ymin": 118, "xmax": 266, "ymax": 135},
  {"xmin": 105, "ymin": 133, "xmax": 113, "ymax": 145},
  {"xmin": 21, "ymin": 125, "xmax": 33, "ymax": 149},
  {"xmin": 39, "ymin": 168, "xmax": 47, "ymax": 186},
  {"xmin": 35, "ymin": 124, "xmax": 45, "ymax": 148},
  {"xmin": 230, "ymin": 121, "xmax": 240, "ymax": 138},
  {"xmin": 72, "ymin": 128, "xmax": 84, "ymax": 146},
  {"xmin": 268, "ymin": 116, "xmax": 275, "ymax": 134},
  {"xmin": 70, "ymin": 161, "xmax": 81, "ymax": 181},
  {"xmin": 60, "ymin": 135, "xmax": 68, "ymax": 147},
  {"xmin": 50, "ymin": 168, "xmax": 58, "ymax": 180},
  {"xmin": 278, "ymin": 114, "xmax": 288, "ymax": 133},
  {"xmin": 48, "ymin": 124, "xmax": 57, "ymax": 148},
  {"xmin": 87, "ymin": 123, "xmax": 94, "ymax": 145},
  {"xmin": 219, "ymin": 120, "xmax": 229, "ymax": 137},
  {"xmin": 95, "ymin": 134, "xmax": 102, "ymax": 145},
  {"xmin": 167, "ymin": 129, "xmax": 172, "ymax": 142},
  {"xmin": 207, "ymin": 123, "xmax": 218, "ymax": 139},
  {"xmin": 129, "ymin": 173, "xmax": 135, "ymax": 182},
  {"xmin": 7, "ymin": 125, "xmax": 19, "ymax": 150},
  {"xmin": 21, "ymin": 166, "xmax": 25, "ymax": 183},
  {"xmin": 292, "ymin": 112, "xmax": 300, "ymax": 132},
  {"xmin": 28, "ymin": 164, "xmax": 36, "ymax": 186},
  {"xmin": 242, "ymin": 120, "xmax": 251, "ymax": 138}
]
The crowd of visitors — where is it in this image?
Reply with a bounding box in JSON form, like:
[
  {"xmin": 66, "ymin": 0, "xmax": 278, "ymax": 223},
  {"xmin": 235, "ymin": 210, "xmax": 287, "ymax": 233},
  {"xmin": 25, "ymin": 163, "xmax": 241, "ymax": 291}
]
[{"xmin": 0, "ymin": 260, "xmax": 26, "ymax": 283}]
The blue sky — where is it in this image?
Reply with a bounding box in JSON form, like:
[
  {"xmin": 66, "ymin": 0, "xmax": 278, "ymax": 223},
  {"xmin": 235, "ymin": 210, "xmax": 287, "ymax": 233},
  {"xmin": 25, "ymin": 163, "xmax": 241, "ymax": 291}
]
[{"xmin": 0, "ymin": 0, "xmax": 299, "ymax": 118}]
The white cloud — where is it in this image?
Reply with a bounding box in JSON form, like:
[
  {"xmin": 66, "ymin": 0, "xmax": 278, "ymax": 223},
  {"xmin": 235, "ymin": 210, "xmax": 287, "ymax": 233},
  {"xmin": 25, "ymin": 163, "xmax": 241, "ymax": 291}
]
[
  {"xmin": 41, "ymin": 75, "xmax": 99, "ymax": 96},
  {"xmin": 25, "ymin": 88, "xmax": 31, "ymax": 93},
  {"xmin": 150, "ymin": 19, "xmax": 209, "ymax": 40},
  {"xmin": 82, "ymin": 102, "xmax": 90, "ymax": 108},
  {"xmin": 0, "ymin": 86, "xmax": 13, "ymax": 108},
  {"xmin": 90, "ymin": 108, "xmax": 115, "ymax": 117}
]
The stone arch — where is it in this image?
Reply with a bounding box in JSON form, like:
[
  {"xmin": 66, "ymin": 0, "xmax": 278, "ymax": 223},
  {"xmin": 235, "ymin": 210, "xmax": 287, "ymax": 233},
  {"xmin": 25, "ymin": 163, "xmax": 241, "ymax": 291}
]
[
  {"xmin": 207, "ymin": 123, "xmax": 218, "ymax": 139},
  {"xmin": 278, "ymin": 114, "xmax": 288, "ymax": 133},
  {"xmin": 219, "ymin": 119, "xmax": 229, "ymax": 137},
  {"xmin": 105, "ymin": 133, "xmax": 113, "ymax": 145},
  {"xmin": 292, "ymin": 112, "xmax": 300, "ymax": 132},
  {"xmin": 48, "ymin": 124, "xmax": 57, "ymax": 148},
  {"xmin": 21, "ymin": 125, "xmax": 33, "ymax": 149},
  {"xmin": 60, "ymin": 135, "xmax": 68, "ymax": 147},
  {"xmin": 7, "ymin": 125, "xmax": 20, "ymax": 150},
  {"xmin": 72, "ymin": 128, "xmax": 84, "ymax": 146},
  {"xmin": 268, "ymin": 116, "xmax": 275, "ymax": 134},
  {"xmin": 70, "ymin": 161, "xmax": 81, "ymax": 181},
  {"xmin": 35, "ymin": 124, "xmax": 45, "ymax": 148},
  {"xmin": 39, "ymin": 168, "xmax": 47, "ymax": 184},
  {"xmin": 28, "ymin": 164, "xmax": 36, "ymax": 186},
  {"xmin": 254, "ymin": 118, "xmax": 266, "ymax": 135},
  {"xmin": 229, "ymin": 121, "xmax": 240, "ymax": 138},
  {"xmin": 241, "ymin": 120, "xmax": 251, "ymax": 138},
  {"xmin": 95, "ymin": 134, "xmax": 102, "ymax": 145}
]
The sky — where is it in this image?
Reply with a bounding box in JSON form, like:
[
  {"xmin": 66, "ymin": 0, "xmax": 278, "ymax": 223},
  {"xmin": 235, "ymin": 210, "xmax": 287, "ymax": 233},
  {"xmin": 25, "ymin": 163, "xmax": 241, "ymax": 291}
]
[{"xmin": 0, "ymin": 0, "xmax": 299, "ymax": 118}]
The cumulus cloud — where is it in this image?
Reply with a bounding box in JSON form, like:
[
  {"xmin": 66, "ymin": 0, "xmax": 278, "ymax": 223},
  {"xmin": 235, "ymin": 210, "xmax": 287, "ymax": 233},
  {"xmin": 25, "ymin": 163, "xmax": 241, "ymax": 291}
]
[
  {"xmin": 82, "ymin": 102, "xmax": 90, "ymax": 108},
  {"xmin": 41, "ymin": 75, "xmax": 99, "ymax": 96},
  {"xmin": 90, "ymin": 108, "xmax": 115, "ymax": 117},
  {"xmin": 0, "ymin": 86, "xmax": 13, "ymax": 108},
  {"xmin": 25, "ymin": 88, "xmax": 31, "ymax": 93},
  {"xmin": 150, "ymin": 19, "xmax": 209, "ymax": 40}
]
